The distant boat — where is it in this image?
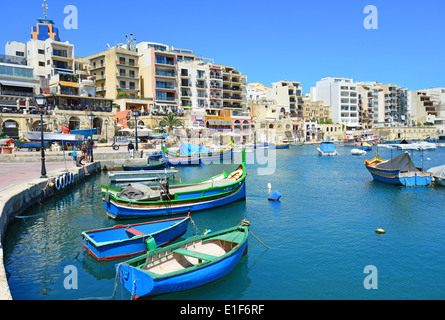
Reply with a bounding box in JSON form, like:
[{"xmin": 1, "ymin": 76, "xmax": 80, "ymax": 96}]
[
  {"xmin": 318, "ymin": 141, "xmax": 338, "ymax": 156},
  {"xmin": 108, "ymin": 169, "xmax": 178, "ymax": 182},
  {"xmin": 351, "ymin": 148, "xmax": 366, "ymax": 156},
  {"xmin": 122, "ymin": 162, "xmax": 167, "ymax": 171},
  {"xmin": 365, "ymin": 153, "xmax": 433, "ymax": 187},
  {"xmin": 148, "ymin": 152, "xmax": 163, "ymax": 160},
  {"xmin": 269, "ymin": 143, "xmax": 290, "ymax": 149},
  {"xmin": 162, "ymin": 142, "xmax": 233, "ymax": 166},
  {"xmin": 254, "ymin": 142, "xmax": 268, "ymax": 148},
  {"xmin": 81, "ymin": 215, "xmax": 190, "ymax": 261},
  {"xmin": 14, "ymin": 140, "xmax": 51, "ymax": 151},
  {"xmin": 359, "ymin": 142, "xmax": 372, "ymax": 151},
  {"xmin": 116, "ymin": 223, "xmax": 249, "ymax": 299},
  {"xmin": 427, "ymin": 165, "xmax": 445, "ymax": 187}
]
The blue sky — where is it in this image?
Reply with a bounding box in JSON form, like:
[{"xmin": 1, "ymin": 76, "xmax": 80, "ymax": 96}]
[{"xmin": 1, "ymin": 0, "xmax": 444, "ymax": 93}]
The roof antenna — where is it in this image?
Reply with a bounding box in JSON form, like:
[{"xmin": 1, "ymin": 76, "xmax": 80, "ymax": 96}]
[{"xmin": 42, "ymin": 0, "xmax": 48, "ymax": 19}]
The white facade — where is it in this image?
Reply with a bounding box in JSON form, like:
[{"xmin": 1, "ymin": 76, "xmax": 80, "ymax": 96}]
[
  {"xmin": 311, "ymin": 77, "xmax": 359, "ymax": 128},
  {"xmin": 6, "ymin": 38, "xmax": 75, "ymax": 84}
]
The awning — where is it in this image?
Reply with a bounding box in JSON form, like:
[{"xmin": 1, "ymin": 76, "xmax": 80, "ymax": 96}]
[
  {"xmin": 0, "ymin": 80, "xmax": 36, "ymax": 88},
  {"xmin": 60, "ymin": 81, "xmax": 79, "ymax": 88}
]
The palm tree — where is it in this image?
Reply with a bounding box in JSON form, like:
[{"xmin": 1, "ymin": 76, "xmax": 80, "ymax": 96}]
[{"xmin": 158, "ymin": 114, "xmax": 184, "ymax": 134}]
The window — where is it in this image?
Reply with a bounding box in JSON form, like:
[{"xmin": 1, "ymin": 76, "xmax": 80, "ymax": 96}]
[
  {"xmin": 129, "ymin": 59, "xmax": 135, "ymax": 66},
  {"xmin": 120, "ymin": 81, "xmax": 126, "ymax": 88},
  {"xmin": 129, "ymin": 82, "xmax": 135, "ymax": 89},
  {"xmin": 38, "ymin": 61, "xmax": 45, "ymax": 67},
  {"xmin": 129, "ymin": 70, "xmax": 135, "ymax": 78},
  {"xmin": 119, "ymin": 57, "xmax": 125, "ymax": 65},
  {"xmin": 16, "ymin": 51, "xmax": 25, "ymax": 57}
]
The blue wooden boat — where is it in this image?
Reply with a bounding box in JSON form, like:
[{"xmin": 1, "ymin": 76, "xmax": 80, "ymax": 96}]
[
  {"xmin": 359, "ymin": 142, "xmax": 372, "ymax": 151},
  {"xmin": 148, "ymin": 152, "xmax": 163, "ymax": 160},
  {"xmin": 122, "ymin": 161, "xmax": 167, "ymax": 171},
  {"xmin": 162, "ymin": 142, "xmax": 233, "ymax": 166},
  {"xmin": 365, "ymin": 153, "xmax": 433, "ymax": 187},
  {"xmin": 318, "ymin": 141, "xmax": 338, "ymax": 156},
  {"xmin": 116, "ymin": 223, "xmax": 249, "ymax": 299},
  {"xmin": 81, "ymin": 215, "xmax": 190, "ymax": 261},
  {"xmin": 101, "ymin": 151, "xmax": 247, "ymax": 219}
]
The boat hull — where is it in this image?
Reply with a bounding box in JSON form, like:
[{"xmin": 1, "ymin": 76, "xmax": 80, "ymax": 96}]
[
  {"xmin": 122, "ymin": 162, "xmax": 167, "ymax": 171},
  {"xmin": 82, "ymin": 216, "xmax": 190, "ymax": 261},
  {"xmin": 116, "ymin": 226, "xmax": 248, "ymax": 298},
  {"xmin": 108, "ymin": 169, "xmax": 178, "ymax": 182},
  {"xmin": 103, "ymin": 180, "xmax": 246, "ymax": 219}
]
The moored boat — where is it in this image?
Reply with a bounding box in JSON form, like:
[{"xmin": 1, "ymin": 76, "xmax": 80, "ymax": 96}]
[
  {"xmin": 427, "ymin": 165, "xmax": 445, "ymax": 187},
  {"xmin": 81, "ymin": 215, "xmax": 191, "ymax": 261},
  {"xmin": 351, "ymin": 148, "xmax": 366, "ymax": 156},
  {"xmin": 162, "ymin": 142, "xmax": 233, "ymax": 166},
  {"xmin": 122, "ymin": 161, "xmax": 167, "ymax": 171},
  {"xmin": 116, "ymin": 223, "xmax": 249, "ymax": 299},
  {"xmin": 318, "ymin": 141, "xmax": 338, "ymax": 156},
  {"xmin": 108, "ymin": 169, "xmax": 178, "ymax": 182},
  {"xmin": 269, "ymin": 143, "xmax": 290, "ymax": 149},
  {"xmin": 364, "ymin": 153, "xmax": 433, "ymax": 187},
  {"xmin": 102, "ymin": 151, "xmax": 247, "ymax": 219}
]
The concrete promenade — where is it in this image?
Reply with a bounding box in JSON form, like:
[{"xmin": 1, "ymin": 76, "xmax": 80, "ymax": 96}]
[{"xmin": 0, "ymin": 148, "xmax": 158, "ymax": 300}]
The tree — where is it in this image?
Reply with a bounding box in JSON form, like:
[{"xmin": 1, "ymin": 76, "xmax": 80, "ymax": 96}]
[{"xmin": 158, "ymin": 114, "xmax": 184, "ymax": 134}]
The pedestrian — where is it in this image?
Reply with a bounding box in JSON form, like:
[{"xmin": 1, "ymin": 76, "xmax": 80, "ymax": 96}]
[
  {"xmin": 77, "ymin": 153, "xmax": 90, "ymax": 176},
  {"xmin": 128, "ymin": 141, "xmax": 135, "ymax": 159},
  {"xmin": 87, "ymin": 137, "xmax": 94, "ymax": 163},
  {"xmin": 81, "ymin": 141, "xmax": 87, "ymax": 158},
  {"xmin": 72, "ymin": 147, "xmax": 78, "ymax": 165}
]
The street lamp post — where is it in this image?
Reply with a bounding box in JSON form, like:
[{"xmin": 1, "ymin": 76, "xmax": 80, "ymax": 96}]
[
  {"xmin": 133, "ymin": 110, "xmax": 139, "ymax": 151},
  {"xmin": 35, "ymin": 94, "xmax": 47, "ymax": 178},
  {"xmin": 88, "ymin": 112, "xmax": 95, "ymax": 139},
  {"xmin": 104, "ymin": 119, "xmax": 109, "ymax": 143}
]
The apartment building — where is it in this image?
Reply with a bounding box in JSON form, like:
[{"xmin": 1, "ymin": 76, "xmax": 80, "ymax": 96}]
[
  {"xmin": 310, "ymin": 77, "xmax": 360, "ymax": 129},
  {"xmin": 302, "ymin": 95, "xmax": 331, "ymax": 123},
  {"xmin": 356, "ymin": 82, "xmax": 409, "ymax": 128},
  {"xmin": 410, "ymin": 88, "xmax": 445, "ymax": 133},
  {"xmin": 267, "ymin": 81, "xmax": 304, "ymax": 117}
]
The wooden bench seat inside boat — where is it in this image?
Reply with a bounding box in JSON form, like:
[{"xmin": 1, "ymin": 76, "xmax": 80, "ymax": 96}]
[{"xmin": 172, "ymin": 248, "xmax": 218, "ymax": 262}]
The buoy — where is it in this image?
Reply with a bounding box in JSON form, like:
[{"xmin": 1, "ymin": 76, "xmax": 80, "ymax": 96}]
[
  {"xmin": 268, "ymin": 191, "xmax": 282, "ymax": 201},
  {"xmin": 375, "ymin": 228, "xmax": 386, "ymax": 234},
  {"xmin": 267, "ymin": 183, "xmax": 272, "ymax": 189},
  {"xmin": 48, "ymin": 182, "xmax": 54, "ymax": 188}
]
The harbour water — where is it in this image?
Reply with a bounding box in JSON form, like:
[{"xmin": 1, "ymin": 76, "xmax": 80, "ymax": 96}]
[{"xmin": 3, "ymin": 144, "xmax": 445, "ymax": 300}]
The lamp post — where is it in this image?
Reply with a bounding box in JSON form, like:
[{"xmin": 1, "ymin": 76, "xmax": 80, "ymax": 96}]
[
  {"xmin": 133, "ymin": 110, "xmax": 139, "ymax": 151},
  {"xmin": 35, "ymin": 94, "xmax": 47, "ymax": 178},
  {"xmin": 104, "ymin": 119, "xmax": 109, "ymax": 143},
  {"xmin": 88, "ymin": 112, "xmax": 95, "ymax": 139}
]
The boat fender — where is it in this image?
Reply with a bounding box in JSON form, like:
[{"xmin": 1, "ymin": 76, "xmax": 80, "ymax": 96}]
[
  {"xmin": 55, "ymin": 177, "xmax": 61, "ymax": 190},
  {"xmin": 375, "ymin": 228, "xmax": 386, "ymax": 234},
  {"xmin": 145, "ymin": 236, "xmax": 157, "ymax": 251},
  {"xmin": 70, "ymin": 172, "xmax": 75, "ymax": 184},
  {"xmin": 66, "ymin": 172, "xmax": 71, "ymax": 185},
  {"xmin": 59, "ymin": 175, "xmax": 65, "ymax": 189}
]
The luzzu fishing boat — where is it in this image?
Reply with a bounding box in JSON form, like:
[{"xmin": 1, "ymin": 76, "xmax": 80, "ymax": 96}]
[
  {"xmin": 81, "ymin": 215, "xmax": 191, "ymax": 261},
  {"xmin": 116, "ymin": 223, "xmax": 249, "ymax": 299},
  {"xmin": 162, "ymin": 142, "xmax": 233, "ymax": 166},
  {"xmin": 269, "ymin": 143, "xmax": 290, "ymax": 149},
  {"xmin": 365, "ymin": 153, "xmax": 433, "ymax": 187},
  {"xmin": 101, "ymin": 151, "xmax": 247, "ymax": 219}
]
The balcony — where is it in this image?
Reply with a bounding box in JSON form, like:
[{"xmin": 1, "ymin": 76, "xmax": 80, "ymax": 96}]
[{"xmin": 155, "ymin": 70, "xmax": 176, "ymax": 78}]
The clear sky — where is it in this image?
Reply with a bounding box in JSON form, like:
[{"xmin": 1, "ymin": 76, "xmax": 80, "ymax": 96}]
[{"xmin": 1, "ymin": 0, "xmax": 444, "ymax": 94}]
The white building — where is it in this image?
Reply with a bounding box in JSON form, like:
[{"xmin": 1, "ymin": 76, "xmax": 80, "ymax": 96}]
[{"xmin": 311, "ymin": 77, "xmax": 360, "ymax": 129}]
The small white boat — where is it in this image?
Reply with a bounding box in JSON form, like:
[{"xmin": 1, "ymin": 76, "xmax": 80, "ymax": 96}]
[
  {"xmin": 108, "ymin": 169, "xmax": 178, "ymax": 182},
  {"xmin": 351, "ymin": 148, "xmax": 367, "ymax": 156},
  {"xmin": 427, "ymin": 165, "xmax": 445, "ymax": 187},
  {"xmin": 318, "ymin": 141, "xmax": 338, "ymax": 156},
  {"xmin": 22, "ymin": 131, "xmax": 84, "ymax": 142}
]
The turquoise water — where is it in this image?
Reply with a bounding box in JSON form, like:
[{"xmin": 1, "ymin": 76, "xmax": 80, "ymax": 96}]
[{"xmin": 3, "ymin": 144, "xmax": 445, "ymax": 300}]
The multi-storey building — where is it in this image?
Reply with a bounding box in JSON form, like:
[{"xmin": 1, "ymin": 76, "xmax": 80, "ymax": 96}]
[
  {"xmin": 267, "ymin": 81, "xmax": 304, "ymax": 117},
  {"xmin": 357, "ymin": 82, "xmax": 409, "ymax": 128},
  {"xmin": 310, "ymin": 77, "xmax": 360, "ymax": 129},
  {"xmin": 410, "ymin": 88, "xmax": 445, "ymax": 133},
  {"xmin": 302, "ymin": 95, "xmax": 331, "ymax": 123}
]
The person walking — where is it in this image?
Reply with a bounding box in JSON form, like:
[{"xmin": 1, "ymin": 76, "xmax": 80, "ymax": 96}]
[
  {"xmin": 128, "ymin": 141, "xmax": 135, "ymax": 159},
  {"xmin": 72, "ymin": 147, "xmax": 78, "ymax": 165},
  {"xmin": 87, "ymin": 137, "xmax": 94, "ymax": 163}
]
